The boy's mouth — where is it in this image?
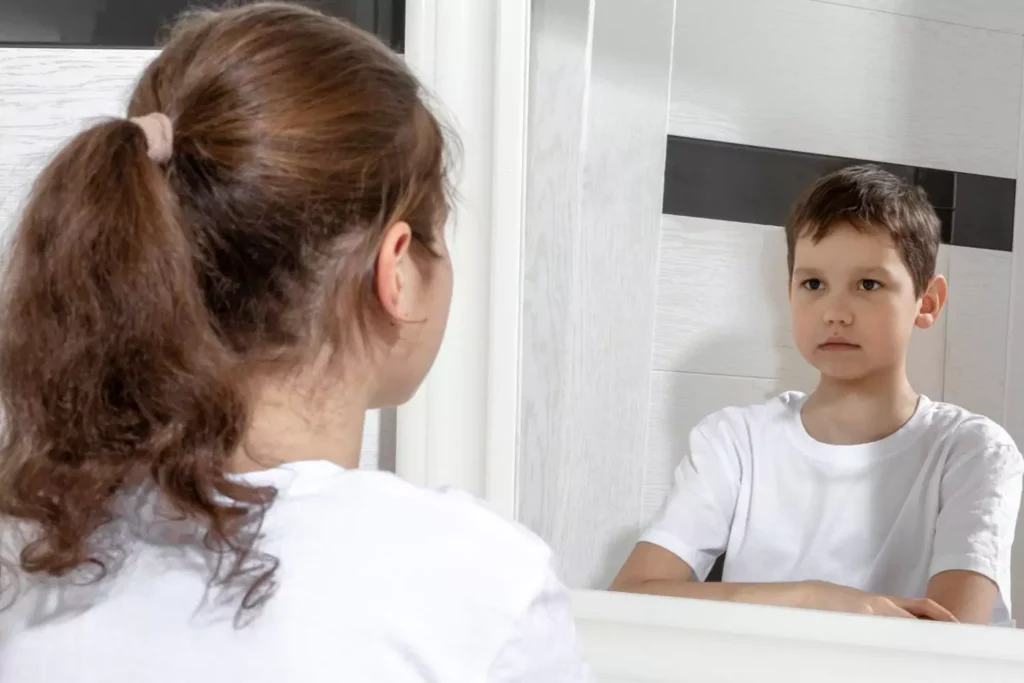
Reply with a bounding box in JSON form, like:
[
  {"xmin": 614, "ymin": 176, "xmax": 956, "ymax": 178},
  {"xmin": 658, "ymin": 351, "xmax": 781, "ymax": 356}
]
[{"xmin": 818, "ymin": 338, "xmax": 860, "ymax": 351}]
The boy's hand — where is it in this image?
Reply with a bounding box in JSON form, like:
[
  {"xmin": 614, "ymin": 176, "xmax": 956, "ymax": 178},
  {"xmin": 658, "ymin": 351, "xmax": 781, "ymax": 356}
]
[{"xmin": 796, "ymin": 580, "xmax": 958, "ymax": 622}]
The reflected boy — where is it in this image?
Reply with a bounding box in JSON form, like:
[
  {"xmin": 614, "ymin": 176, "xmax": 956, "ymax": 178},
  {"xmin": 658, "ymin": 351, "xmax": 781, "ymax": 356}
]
[{"xmin": 613, "ymin": 165, "xmax": 1023, "ymax": 626}]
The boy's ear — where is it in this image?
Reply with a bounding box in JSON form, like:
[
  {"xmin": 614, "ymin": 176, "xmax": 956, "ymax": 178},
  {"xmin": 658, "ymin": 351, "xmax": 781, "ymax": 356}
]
[{"xmin": 915, "ymin": 274, "xmax": 948, "ymax": 330}]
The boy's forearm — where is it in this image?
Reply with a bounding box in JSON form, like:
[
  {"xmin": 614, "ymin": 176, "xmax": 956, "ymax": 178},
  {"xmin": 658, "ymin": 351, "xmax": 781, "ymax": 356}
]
[
  {"xmin": 926, "ymin": 570, "xmax": 998, "ymax": 625},
  {"xmin": 612, "ymin": 578, "xmax": 807, "ymax": 609}
]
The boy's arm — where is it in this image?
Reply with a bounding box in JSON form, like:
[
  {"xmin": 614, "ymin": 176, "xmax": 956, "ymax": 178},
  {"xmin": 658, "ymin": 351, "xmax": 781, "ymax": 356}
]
[
  {"xmin": 926, "ymin": 570, "xmax": 998, "ymax": 625},
  {"xmin": 632, "ymin": 418, "xmax": 743, "ymax": 582},
  {"xmin": 610, "ymin": 542, "xmax": 801, "ymax": 605},
  {"xmin": 611, "ymin": 542, "xmax": 956, "ymax": 620},
  {"xmin": 927, "ymin": 431, "xmax": 1024, "ymax": 625}
]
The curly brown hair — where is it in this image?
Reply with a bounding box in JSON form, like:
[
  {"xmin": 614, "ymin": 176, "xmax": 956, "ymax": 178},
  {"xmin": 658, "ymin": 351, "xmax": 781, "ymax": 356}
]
[{"xmin": 0, "ymin": 2, "xmax": 452, "ymax": 624}]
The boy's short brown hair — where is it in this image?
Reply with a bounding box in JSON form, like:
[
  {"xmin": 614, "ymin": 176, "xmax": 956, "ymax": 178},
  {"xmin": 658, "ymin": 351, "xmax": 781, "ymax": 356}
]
[{"xmin": 785, "ymin": 164, "xmax": 940, "ymax": 296}]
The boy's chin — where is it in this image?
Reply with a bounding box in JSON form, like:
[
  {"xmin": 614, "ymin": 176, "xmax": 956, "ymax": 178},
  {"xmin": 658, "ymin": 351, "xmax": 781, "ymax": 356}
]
[{"xmin": 806, "ymin": 358, "xmax": 876, "ymax": 383}]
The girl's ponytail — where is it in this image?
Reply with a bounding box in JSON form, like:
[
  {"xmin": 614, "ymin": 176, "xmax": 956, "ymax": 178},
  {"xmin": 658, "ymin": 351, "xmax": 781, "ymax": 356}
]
[
  {"xmin": 0, "ymin": 3, "xmax": 453, "ymax": 622},
  {"xmin": 0, "ymin": 117, "xmax": 275, "ymax": 616}
]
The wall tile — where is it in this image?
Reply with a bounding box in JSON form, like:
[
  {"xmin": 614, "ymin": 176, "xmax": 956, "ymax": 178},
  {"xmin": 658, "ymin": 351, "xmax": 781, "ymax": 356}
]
[
  {"xmin": 952, "ymin": 173, "xmax": 1016, "ymax": 251},
  {"xmin": 664, "ymin": 136, "xmax": 1014, "ymax": 251},
  {"xmin": 0, "ymin": 0, "xmax": 404, "ymax": 51}
]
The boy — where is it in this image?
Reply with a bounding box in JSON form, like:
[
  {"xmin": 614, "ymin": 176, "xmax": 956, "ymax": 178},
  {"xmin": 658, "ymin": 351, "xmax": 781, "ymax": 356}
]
[{"xmin": 612, "ymin": 165, "xmax": 1024, "ymax": 626}]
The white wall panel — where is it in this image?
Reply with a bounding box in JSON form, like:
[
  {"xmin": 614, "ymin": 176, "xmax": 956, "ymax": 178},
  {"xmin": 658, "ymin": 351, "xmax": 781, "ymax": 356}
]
[
  {"xmin": 669, "ymin": 0, "xmax": 1023, "ymax": 177},
  {"xmin": 813, "ymin": 0, "xmax": 1024, "ymax": 35},
  {"xmin": 942, "ymin": 247, "xmax": 1013, "ymax": 422},
  {"xmin": 1003, "ymin": 51, "xmax": 1024, "ymax": 626},
  {"xmin": 0, "ymin": 48, "xmax": 390, "ymax": 470},
  {"xmin": 0, "ymin": 49, "xmax": 156, "ymax": 234},
  {"xmin": 652, "ymin": 215, "xmax": 949, "ymax": 400},
  {"xmin": 519, "ymin": 0, "xmax": 675, "ymax": 588}
]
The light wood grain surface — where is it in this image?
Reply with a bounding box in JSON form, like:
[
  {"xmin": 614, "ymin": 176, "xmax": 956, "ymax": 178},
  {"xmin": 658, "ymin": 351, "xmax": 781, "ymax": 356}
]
[
  {"xmin": 518, "ymin": 0, "xmax": 675, "ymax": 588},
  {"xmin": 670, "ymin": 0, "xmax": 1024, "ymax": 177},
  {"xmin": 812, "ymin": 0, "xmax": 1024, "ymax": 35}
]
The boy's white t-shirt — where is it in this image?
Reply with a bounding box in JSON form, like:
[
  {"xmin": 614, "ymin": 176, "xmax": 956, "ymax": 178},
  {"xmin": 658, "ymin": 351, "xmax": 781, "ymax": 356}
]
[
  {"xmin": 0, "ymin": 461, "xmax": 592, "ymax": 682},
  {"xmin": 641, "ymin": 392, "xmax": 1024, "ymax": 626}
]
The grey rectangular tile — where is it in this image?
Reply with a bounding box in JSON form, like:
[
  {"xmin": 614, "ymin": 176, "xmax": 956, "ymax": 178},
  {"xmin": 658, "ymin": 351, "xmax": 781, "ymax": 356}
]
[
  {"xmin": 663, "ymin": 136, "xmax": 1013, "ymax": 251},
  {"xmin": 935, "ymin": 208, "xmax": 954, "ymax": 245},
  {"xmin": 663, "ymin": 136, "xmax": 922, "ymax": 227},
  {"xmin": 915, "ymin": 167, "xmax": 955, "ymax": 209},
  {"xmin": 952, "ymin": 173, "xmax": 1015, "ymax": 251},
  {"xmin": 0, "ymin": 0, "xmax": 405, "ymax": 51}
]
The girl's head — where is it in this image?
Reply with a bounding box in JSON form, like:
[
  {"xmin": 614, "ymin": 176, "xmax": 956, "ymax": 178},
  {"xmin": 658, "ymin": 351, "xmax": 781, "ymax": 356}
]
[{"xmin": 0, "ymin": 3, "xmax": 453, "ymax": 617}]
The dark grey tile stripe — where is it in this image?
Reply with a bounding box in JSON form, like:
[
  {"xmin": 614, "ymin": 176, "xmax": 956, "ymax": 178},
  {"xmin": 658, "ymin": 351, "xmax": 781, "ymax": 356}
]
[
  {"xmin": 0, "ymin": 0, "xmax": 405, "ymax": 51},
  {"xmin": 663, "ymin": 136, "xmax": 1016, "ymax": 252}
]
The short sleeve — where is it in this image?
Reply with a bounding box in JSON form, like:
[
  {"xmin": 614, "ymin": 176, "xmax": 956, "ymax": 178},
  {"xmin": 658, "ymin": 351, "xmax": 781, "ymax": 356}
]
[
  {"xmin": 486, "ymin": 562, "xmax": 593, "ymax": 683},
  {"xmin": 929, "ymin": 436, "xmax": 1024, "ymax": 618},
  {"xmin": 639, "ymin": 419, "xmax": 742, "ymax": 580}
]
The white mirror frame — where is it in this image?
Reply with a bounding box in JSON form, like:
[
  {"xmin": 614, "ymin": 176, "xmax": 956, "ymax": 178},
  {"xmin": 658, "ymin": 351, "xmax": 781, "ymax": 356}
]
[
  {"xmin": 397, "ymin": 2, "xmax": 1024, "ymax": 680},
  {"xmin": 397, "ymin": 0, "xmax": 522, "ymax": 520}
]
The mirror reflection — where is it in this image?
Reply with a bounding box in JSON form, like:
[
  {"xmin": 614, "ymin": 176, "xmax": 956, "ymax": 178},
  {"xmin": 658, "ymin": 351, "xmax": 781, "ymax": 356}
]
[
  {"xmin": 518, "ymin": 0, "xmax": 1024, "ymax": 635},
  {"xmin": 612, "ymin": 162, "xmax": 1018, "ymax": 627}
]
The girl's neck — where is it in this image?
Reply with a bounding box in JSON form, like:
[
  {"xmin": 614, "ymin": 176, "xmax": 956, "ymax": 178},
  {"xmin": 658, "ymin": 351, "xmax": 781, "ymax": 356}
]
[{"xmin": 231, "ymin": 380, "xmax": 368, "ymax": 474}]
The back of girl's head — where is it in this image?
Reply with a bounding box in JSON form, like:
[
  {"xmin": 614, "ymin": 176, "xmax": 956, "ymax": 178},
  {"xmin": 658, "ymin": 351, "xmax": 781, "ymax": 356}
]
[{"xmin": 0, "ymin": 2, "xmax": 451, "ymax": 620}]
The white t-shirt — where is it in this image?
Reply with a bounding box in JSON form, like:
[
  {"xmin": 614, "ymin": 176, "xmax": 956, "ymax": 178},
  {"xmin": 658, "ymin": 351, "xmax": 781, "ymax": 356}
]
[
  {"xmin": 0, "ymin": 461, "xmax": 592, "ymax": 682},
  {"xmin": 641, "ymin": 392, "xmax": 1024, "ymax": 626}
]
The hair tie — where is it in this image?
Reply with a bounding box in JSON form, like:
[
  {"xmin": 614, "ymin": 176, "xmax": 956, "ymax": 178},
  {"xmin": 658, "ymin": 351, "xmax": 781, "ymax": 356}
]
[{"xmin": 129, "ymin": 112, "xmax": 174, "ymax": 164}]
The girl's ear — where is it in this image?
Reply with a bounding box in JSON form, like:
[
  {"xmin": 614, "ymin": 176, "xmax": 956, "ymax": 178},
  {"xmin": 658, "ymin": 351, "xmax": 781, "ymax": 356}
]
[{"xmin": 373, "ymin": 221, "xmax": 414, "ymax": 321}]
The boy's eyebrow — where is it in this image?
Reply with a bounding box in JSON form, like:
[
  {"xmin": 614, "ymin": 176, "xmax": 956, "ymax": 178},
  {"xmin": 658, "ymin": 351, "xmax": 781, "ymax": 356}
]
[
  {"xmin": 852, "ymin": 266, "xmax": 895, "ymax": 277},
  {"xmin": 792, "ymin": 266, "xmax": 822, "ymax": 277}
]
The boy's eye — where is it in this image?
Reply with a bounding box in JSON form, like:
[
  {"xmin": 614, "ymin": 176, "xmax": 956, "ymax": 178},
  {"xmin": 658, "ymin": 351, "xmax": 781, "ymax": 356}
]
[
  {"xmin": 859, "ymin": 279, "xmax": 882, "ymax": 291},
  {"xmin": 801, "ymin": 278, "xmax": 822, "ymax": 291}
]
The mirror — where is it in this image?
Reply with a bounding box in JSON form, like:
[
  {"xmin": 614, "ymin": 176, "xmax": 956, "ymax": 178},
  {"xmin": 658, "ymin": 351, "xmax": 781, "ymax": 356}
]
[{"xmin": 518, "ymin": 0, "xmax": 1024, "ymax": 636}]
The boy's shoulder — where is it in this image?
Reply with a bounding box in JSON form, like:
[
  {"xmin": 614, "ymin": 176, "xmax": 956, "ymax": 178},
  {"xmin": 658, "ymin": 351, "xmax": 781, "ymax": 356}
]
[
  {"xmin": 691, "ymin": 393, "xmax": 1020, "ymax": 456},
  {"xmin": 919, "ymin": 398, "xmax": 1019, "ymax": 457},
  {"xmin": 695, "ymin": 391, "xmax": 804, "ymax": 428}
]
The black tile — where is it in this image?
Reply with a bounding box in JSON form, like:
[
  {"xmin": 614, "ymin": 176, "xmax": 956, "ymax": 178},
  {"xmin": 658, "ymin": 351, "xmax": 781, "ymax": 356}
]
[
  {"xmin": 0, "ymin": 0, "xmax": 405, "ymax": 51},
  {"xmin": 915, "ymin": 167, "xmax": 955, "ymax": 209},
  {"xmin": 935, "ymin": 208, "xmax": 954, "ymax": 245},
  {"xmin": 951, "ymin": 173, "xmax": 1016, "ymax": 251},
  {"xmin": 663, "ymin": 136, "xmax": 1015, "ymax": 252},
  {"xmin": 663, "ymin": 137, "xmax": 920, "ymax": 228}
]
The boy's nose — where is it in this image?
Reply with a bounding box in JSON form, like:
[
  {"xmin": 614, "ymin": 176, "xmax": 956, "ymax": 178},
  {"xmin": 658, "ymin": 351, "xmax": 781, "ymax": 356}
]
[{"xmin": 823, "ymin": 303, "xmax": 853, "ymax": 326}]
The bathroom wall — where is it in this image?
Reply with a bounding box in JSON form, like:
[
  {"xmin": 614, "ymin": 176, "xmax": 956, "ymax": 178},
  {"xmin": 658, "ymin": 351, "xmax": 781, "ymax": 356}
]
[{"xmin": 520, "ymin": 0, "xmax": 1024, "ymax": 622}]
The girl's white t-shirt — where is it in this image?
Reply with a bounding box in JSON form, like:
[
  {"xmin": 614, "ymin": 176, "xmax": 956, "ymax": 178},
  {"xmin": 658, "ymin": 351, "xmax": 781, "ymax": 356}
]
[
  {"xmin": 641, "ymin": 392, "xmax": 1024, "ymax": 626},
  {"xmin": 0, "ymin": 461, "xmax": 592, "ymax": 682}
]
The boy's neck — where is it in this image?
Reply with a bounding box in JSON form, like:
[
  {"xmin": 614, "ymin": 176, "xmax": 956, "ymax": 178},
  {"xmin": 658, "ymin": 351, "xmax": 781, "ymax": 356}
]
[{"xmin": 802, "ymin": 369, "xmax": 919, "ymax": 446}]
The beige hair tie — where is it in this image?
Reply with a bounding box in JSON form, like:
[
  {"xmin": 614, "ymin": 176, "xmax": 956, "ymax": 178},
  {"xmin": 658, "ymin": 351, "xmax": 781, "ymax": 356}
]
[{"xmin": 129, "ymin": 112, "xmax": 174, "ymax": 164}]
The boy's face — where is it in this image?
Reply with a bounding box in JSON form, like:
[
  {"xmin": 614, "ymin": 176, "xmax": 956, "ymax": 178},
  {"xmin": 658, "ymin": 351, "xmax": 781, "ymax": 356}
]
[{"xmin": 788, "ymin": 222, "xmax": 946, "ymax": 383}]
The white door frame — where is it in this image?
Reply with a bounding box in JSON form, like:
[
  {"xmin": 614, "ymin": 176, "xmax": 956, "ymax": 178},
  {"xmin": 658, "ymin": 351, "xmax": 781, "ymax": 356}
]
[{"xmin": 397, "ymin": 0, "xmax": 525, "ymax": 520}]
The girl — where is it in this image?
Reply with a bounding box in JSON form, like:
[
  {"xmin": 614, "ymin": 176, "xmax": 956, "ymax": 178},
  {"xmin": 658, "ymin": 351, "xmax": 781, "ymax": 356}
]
[{"xmin": 0, "ymin": 4, "xmax": 590, "ymax": 681}]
